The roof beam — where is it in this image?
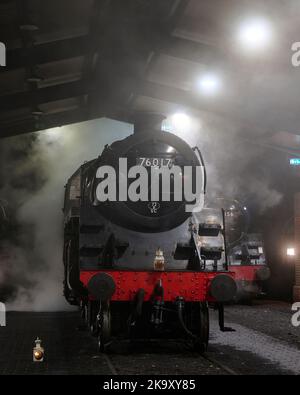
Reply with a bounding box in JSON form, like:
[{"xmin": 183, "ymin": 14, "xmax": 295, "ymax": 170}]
[
  {"xmin": 163, "ymin": 35, "xmax": 229, "ymax": 67},
  {"xmin": 135, "ymin": 79, "xmax": 271, "ymax": 137},
  {"xmin": 136, "ymin": 79, "xmax": 227, "ymax": 116},
  {"xmin": 2, "ymin": 36, "xmax": 89, "ymax": 72},
  {"xmin": 0, "ymin": 80, "xmax": 89, "ymax": 111},
  {"xmin": 0, "ymin": 109, "xmax": 85, "ymax": 138},
  {"xmin": 0, "ymin": 77, "xmax": 270, "ymax": 136},
  {"xmin": 163, "ymin": 35, "xmax": 290, "ymax": 73},
  {"xmin": 0, "ymin": 104, "xmax": 129, "ymax": 138}
]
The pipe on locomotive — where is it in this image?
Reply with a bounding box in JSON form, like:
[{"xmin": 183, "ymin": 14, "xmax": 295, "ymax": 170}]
[{"xmin": 133, "ymin": 112, "xmax": 166, "ymax": 135}]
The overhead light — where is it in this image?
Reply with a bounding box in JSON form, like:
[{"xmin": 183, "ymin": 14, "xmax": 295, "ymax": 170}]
[
  {"xmin": 287, "ymin": 247, "xmax": 296, "ymax": 257},
  {"xmin": 171, "ymin": 113, "xmax": 191, "ymax": 131},
  {"xmin": 163, "ymin": 113, "xmax": 201, "ymax": 144},
  {"xmin": 237, "ymin": 17, "xmax": 273, "ymax": 52},
  {"xmin": 198, "ymin": 73, "xmax": 222, "ymax": 96}
]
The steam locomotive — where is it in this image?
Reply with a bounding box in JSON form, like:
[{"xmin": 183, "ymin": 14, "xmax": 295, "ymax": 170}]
[
  {"xmin": 63, "ymin": 114, "xmax": 237, "ymax": 352},
  {"xmin": 222, "ymin": 200, "xmax": 270, "ymax": 301}
]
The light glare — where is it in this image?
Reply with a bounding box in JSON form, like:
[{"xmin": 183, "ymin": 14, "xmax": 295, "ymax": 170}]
[
  {"xmin": 238, "ymin": 18, "xmax": 273, "ymax": 51},
  {"xmin": 198, "ymin": 74, "xmax": 221, "ymax": 96},
  {"xmin": 171, "ymin": 113, "xmax": 191, "ymax": 131},
  {"xmin": 43, "ymin": 127, "xmax": 62, "ymax": 143},
  {"xmin": 287, "ymin": 247, "xmax": 296, "ymax": 257}
]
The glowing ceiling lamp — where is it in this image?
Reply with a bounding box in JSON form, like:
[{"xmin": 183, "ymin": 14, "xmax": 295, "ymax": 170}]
[
  {"xmin": 287, "ymin": 247, "xmax": 296, "ymax": 257},
  {"xmin": 171, "ymin": 112, "xmax": 191, "ymax": 131},
  {"xmin": 198, "ymin": 73, "xmax": 222, "ymax": 96},
  {"xmin": 237, "ymin": 17, "xmax": 273, "ymax": 52}
]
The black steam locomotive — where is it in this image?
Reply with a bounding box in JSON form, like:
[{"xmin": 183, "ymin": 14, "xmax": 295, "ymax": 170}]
[{"xmin": 63, "ymin": 114, "xmax": 237, "ymax": 352}]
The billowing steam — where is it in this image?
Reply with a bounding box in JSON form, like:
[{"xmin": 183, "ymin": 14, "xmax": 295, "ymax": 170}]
[
  {"xmin": 0, "ymin": 114, "xmax": 282, "ymax": 311},
  {"xmin": 0, "ymin": 119, "xmax": 131, "ymax": 311},
  {"xmin": 165, "ymin": 112, "xmax": 283, "ymax": 211}
]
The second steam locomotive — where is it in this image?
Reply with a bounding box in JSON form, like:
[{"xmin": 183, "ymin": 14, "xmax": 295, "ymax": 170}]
[{"xmin": 222, "ymin": 200, "xmax": 270, "ymax": 301}]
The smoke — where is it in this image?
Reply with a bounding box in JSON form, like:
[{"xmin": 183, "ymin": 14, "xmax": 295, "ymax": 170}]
[
  {"xmin": 164, "ymin": 111, "xmax": 283, "ymax": 211},
  {"xmin": 0, "ymin": 119, "xmax": 131, "ymax": 311}
]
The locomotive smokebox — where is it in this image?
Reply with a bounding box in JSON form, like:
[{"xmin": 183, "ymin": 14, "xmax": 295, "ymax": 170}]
[
  {"xmin": 210, "ymin": 274, "xmax": 237, "ymax": 302},
  {"xmin": 87, "ymin": 273, "xmax": 116, "ymax": 301},
  {"xmin": 133, "ymin": 112, "xmax": 166, "ymax": 134}
]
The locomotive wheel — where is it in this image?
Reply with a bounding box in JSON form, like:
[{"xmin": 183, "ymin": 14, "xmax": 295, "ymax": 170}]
[
  {"xmin": 97, "ymin": 302, "xmax": 111, "ymax": 353},
  {"xmin": 190, "ymin": 302, "xmax": 209, "ymax": 354}
]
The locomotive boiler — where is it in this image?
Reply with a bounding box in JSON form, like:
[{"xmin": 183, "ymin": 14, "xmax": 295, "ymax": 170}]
[{"xmin": 63, "ymin": 114, "xmax": 237, "ymax": 352}]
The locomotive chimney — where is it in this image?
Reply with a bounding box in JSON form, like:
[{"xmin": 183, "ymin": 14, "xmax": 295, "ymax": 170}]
[{"xmin": 133, "ymin": 112, "xmax": 166, "ymax": 134}]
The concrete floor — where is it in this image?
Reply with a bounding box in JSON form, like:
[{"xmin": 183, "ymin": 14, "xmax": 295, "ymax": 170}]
[
  {"xmin": 0, "ymin": 301, "xmax": 298, "ymax": 375},
  {"xmin": 209, "ymin": 301, "xmax": 300, "ymax": 375}
]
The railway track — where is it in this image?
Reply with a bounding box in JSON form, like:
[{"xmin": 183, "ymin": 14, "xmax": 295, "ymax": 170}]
[
  {"xmin": 101, "ymin": 340, "xmax": 239, "ymax": 376},
  {"xmin": 202, "ymin": 353, "xmax": 238, "ymax": 375},
  {"xmin": 103, "ymin": 353, "xmax": 118, "ymax": 375},
  {"xmin": 0, "ymin": 309, "xmax": 296, "ymax": 375}
]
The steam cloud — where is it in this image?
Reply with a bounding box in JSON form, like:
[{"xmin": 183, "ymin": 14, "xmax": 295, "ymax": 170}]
[
  {"xmin": 0, "ymin": 119, "xmax": 131, "ymax": 311},
  {"xmin": 166, "ymin": 111, "xmax": 283, "ymax": 212},
  {"xmin": 0, "ymin": 115, "xmax": 282, "ymax": 311}
]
